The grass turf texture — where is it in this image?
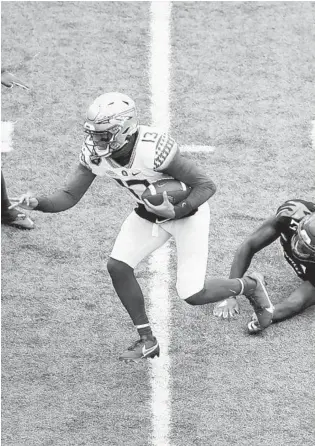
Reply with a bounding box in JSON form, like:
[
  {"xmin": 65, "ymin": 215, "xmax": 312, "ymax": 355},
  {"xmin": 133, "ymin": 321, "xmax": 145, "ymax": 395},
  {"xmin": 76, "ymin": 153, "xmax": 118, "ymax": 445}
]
[{"xmin": 1, "ymin": 2, "xmax": 315, "ymax": 446}]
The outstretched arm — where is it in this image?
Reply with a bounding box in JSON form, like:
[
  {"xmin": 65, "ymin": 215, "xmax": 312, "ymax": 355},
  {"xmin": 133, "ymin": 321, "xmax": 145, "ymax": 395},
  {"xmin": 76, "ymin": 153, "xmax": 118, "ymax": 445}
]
[
  {"xmin": 10, "ymin": 164, "xmax": 96, "ymax": 213},
  {"xmin": 229, "ymin": 216, "xmax": 281, "ymax": 278}
]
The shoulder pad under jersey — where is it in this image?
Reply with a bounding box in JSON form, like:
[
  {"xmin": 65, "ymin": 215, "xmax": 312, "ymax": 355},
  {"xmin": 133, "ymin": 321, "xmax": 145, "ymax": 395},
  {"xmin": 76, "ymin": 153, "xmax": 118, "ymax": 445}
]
[
  {"xmin": 154, "ymin": 133, "xmax": 178, "ymax": 171},
  {"xmin": 276, "ymin": 199, "xmax": 314, "ymax": 221}
]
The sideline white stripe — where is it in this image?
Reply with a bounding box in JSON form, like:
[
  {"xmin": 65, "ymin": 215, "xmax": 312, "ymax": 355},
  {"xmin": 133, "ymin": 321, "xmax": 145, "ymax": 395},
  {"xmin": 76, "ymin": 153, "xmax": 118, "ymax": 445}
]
[
  {"xmin": 181, "ymin": 145, "xmax": 216, "ymax": 152},
  {"xmin": 149, "ymin": 2, "xmax": 172, "ymax": 446},
  {"xmin": 1, "ymin": 121, "xmax": 15, "ymax": 152}
]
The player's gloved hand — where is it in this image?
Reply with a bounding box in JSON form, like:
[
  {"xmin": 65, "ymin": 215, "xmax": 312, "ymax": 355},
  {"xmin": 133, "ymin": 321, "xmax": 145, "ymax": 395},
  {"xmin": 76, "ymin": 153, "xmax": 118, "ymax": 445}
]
[
  {"xmin": 213, "ymin": 297, "xmax": 240, "ymax": 320},
  {"xmin": 1, "ymin": 70, "xmax": 30, "ymax": 90},
  {"xmin": 9, "ymin": 193, "xmax": 38, "ymax": 210},
  {"xmin": 144, "ymin": 191, "xmax": 175, "ymax": 219}
]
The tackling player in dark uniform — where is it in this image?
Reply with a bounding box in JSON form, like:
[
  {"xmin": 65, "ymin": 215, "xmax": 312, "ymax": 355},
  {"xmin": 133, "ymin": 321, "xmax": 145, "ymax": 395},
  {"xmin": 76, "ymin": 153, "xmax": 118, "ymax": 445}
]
[
  {"xmin": 214, "ymin": 199, "xmax": 315, "ymax": 333},
  {"xmin": 11, "ymin": 92, "xmax": 272, "ymax": 361}
]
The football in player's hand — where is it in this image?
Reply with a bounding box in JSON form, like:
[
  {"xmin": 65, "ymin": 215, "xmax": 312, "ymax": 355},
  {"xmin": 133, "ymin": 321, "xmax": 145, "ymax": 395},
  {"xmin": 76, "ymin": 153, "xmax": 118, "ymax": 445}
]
[{"xmin": 141, "ymin": 178, "xmax": 191, "ymax": 206}]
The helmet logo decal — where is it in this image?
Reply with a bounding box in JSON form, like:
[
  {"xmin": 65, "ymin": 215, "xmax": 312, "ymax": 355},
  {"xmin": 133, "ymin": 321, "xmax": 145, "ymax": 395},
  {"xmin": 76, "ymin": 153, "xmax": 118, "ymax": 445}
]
[{"xmin": 94, "ymin": 107, "xmax": 136, "ymax": 125}]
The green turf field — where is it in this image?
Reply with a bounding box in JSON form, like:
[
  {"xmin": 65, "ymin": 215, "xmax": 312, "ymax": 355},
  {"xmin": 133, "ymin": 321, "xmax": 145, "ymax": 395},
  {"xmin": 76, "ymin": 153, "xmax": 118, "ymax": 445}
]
[{"xmin": 1, "ymin": 2, "xmax": 315, "ymax": 445}]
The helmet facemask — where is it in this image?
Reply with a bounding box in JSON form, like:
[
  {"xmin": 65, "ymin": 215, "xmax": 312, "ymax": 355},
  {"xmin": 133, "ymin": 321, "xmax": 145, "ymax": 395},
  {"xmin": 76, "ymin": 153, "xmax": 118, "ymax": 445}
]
[
  {"xmin": 83, "ymin": 93, "xmax": 138, "ymax": 159},
  {"xmin": 84, "ymin": 124, "xmax": 122, "ymax": 158},
  {"xmin": 291, "ymin": 214, "xmax": 315, "ymax": 264}
]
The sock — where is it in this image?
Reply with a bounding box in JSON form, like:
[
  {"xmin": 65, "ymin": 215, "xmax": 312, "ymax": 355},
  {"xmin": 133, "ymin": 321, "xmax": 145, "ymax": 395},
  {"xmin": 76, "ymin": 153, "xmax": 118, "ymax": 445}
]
[
  {"xmin": 239, "ymin": 277, "xmax": 257, "ymax": 296},
  {"xmin": 136, "ymin": 323, "xmax": 153, "ymax": 338}
]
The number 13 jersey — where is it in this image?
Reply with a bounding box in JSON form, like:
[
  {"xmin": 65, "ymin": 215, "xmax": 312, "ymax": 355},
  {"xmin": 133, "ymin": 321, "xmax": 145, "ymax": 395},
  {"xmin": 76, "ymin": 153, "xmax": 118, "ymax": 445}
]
[{"xmin": 80, "ymin": 125, "xmax": 178, "ymax": 208}]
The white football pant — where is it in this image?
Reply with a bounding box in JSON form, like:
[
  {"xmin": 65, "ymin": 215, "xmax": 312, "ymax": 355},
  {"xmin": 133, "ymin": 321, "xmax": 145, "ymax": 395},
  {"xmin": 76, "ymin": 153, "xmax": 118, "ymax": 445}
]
[{"xmin": 110, "ymin": 202, "xmax": 210, "ymax": 299}]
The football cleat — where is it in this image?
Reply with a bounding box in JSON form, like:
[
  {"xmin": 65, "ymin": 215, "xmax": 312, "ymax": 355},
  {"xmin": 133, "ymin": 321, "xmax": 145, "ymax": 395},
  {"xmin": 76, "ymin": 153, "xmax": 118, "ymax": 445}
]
[
  {"xmin": 119, "ymin": 335, "xmax": 160, "ymax": 363},
  {"xmin": 2, "ymin": 209, "xmax": 34, "ymax": 230},
  {"xmin": 83, "ymin": 92, "xmax": 138, "ymax": 159},
  {"xmin": 244, "ymin": 272, "xmax": 274, "ymax": 330},
  {"xmin": 248, "ymin": 313, "xmax": 262, "ymax": 334}
]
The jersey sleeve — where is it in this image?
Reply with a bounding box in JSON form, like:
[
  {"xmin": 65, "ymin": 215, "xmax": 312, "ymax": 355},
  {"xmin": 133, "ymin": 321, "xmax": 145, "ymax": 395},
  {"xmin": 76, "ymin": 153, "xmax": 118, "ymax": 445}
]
[
  {"xmin": 154, "ymin": 134, "xmax": 179, "ymax": 171},
  {"xmin": 162, "ymin": 150, "xmax": 216, "ymax": 219},
  {"xmin": 36, "ymin": 163, "xmax": 96, "ymax": 213}
]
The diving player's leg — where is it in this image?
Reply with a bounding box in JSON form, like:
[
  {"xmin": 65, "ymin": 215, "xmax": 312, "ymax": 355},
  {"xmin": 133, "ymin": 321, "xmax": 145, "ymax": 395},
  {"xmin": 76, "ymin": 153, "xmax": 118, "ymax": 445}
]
[{"xmin": 108, "ymin": 211, "xmax": 171, "ymax": 361}]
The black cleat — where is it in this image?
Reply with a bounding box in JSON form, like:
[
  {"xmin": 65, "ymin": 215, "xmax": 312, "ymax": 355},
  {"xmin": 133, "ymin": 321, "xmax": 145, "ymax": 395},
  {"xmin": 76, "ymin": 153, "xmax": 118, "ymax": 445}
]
[{"xmin": 119, "ymin": 335, "xmax": 160, "ymax": 363}]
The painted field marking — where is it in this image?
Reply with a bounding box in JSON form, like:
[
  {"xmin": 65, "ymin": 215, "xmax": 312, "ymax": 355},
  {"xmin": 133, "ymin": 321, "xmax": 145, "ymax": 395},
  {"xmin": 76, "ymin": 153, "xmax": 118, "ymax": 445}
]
[
  {"xmin": 149, "ymin": 2, "xmax": 172, "ymax": 446},
  {"xmin": 149, "ymin": 3, "xmax": 216, "ymax": 446},
  {"xmin": 181, "ymin": 145, "xmax": 216, "ymax": 152},
  {"xmin": 1, "ymin": 121, "xmax": 15, "ymax": 152}
]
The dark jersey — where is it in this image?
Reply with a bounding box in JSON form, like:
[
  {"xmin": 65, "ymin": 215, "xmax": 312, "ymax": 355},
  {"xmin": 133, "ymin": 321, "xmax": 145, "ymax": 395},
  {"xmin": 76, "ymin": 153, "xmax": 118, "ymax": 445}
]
[{"xmin": 276, "ymin": 199, "xmax": 315, "ymax": 286}]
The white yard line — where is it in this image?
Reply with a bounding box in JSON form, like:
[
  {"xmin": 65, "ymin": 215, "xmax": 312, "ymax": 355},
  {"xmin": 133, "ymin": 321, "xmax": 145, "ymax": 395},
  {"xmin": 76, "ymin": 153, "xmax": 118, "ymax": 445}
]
[
  {"xmin": 149, "ymin": 2, "xmax": 172, "ymax": 446},
  {"xmin": 149, "ymin": 4, "xmax": 216, "ymax": 444}
]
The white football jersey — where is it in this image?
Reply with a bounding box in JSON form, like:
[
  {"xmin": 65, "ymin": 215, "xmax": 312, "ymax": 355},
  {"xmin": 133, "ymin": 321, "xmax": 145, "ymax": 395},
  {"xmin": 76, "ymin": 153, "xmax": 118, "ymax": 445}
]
[{"xmin": 79, "ymin": 125, "xmax": 178, "ymax": 204}]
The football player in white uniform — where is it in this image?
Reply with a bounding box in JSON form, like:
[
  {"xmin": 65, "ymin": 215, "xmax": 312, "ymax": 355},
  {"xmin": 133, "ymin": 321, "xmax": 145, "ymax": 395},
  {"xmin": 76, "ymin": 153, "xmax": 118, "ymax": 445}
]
[
  {"xmin": 12, "ymin": 92, "xmax": 272, "ymax": 361},
  {"xmin": 213, "ymin": 200, "xmax": 315, "ymax": 333}
]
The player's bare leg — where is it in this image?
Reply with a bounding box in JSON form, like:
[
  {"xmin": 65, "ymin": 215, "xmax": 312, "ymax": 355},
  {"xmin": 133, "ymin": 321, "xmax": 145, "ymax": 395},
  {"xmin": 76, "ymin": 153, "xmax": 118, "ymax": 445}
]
[
  {"xmin": 108, "ymin": 212, "xmax": 171, "ymax": 361},
  {"xmin": 248, "ymin": 280, "xmax": 315, "ymax": 333},
  {"xmin": 185, "ymin": 277, "xmax": 256, "ymax": 304},
  {"xmin": 186, "ymin": 272, "xmax": 274, "ymax": 329},
  {"xmin": 107, "ymin": 258, "xmax": 159, "ymax": 362}
]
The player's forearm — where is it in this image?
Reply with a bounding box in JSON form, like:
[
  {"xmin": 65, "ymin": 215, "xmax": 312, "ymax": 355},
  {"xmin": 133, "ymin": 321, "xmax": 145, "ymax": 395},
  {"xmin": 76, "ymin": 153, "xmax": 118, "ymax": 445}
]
[
  {"xmin": 35, "ymin": 164, "xmax": 96, "ymax": 213},
  {"xmin": 173, "ymin": 180, "xmax": 216, "ymax": 218},
  {"xmin": 229, "ymin": 219, "xmax": 280, "ymax": 278},
  {"xmin": 229, "ymin": 243, "xmax": 254, "ymax": 279},
  {"xmin": 163, "ymin": 152, "xmax": 216, "ymax": 218},
  {"xmin": 36, "ymin": 191, "xmax": 83, "ymax": 212}
]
